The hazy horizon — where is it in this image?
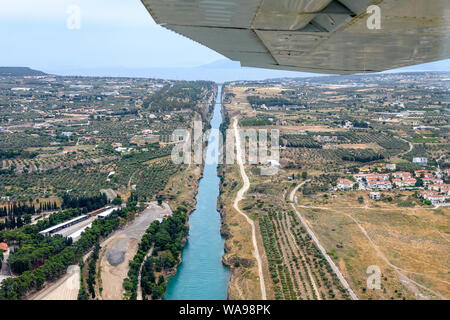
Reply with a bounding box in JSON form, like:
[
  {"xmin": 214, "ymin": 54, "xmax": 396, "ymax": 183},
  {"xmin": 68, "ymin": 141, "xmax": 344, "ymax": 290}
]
[{"xmin": 1, "ymin": 0, "xmax": 450, "ymax": 82}]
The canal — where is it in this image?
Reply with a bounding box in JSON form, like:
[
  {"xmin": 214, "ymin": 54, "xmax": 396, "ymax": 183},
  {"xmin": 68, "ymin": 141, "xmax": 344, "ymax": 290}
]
[{"xmin": 164, "ymin": 85, "xmax": 230, "ymax": 300}]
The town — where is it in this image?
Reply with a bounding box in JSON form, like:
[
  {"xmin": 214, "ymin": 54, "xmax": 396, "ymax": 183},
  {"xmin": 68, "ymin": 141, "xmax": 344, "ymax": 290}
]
[{"xmin": 337, "ymin": 166, "xmax": 450, "ymax": 205}]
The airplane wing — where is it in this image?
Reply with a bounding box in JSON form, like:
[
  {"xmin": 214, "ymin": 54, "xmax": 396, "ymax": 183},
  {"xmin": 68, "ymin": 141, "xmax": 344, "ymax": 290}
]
[{"xmin": 141, "ymin": 0, "xmax": 450, "ymax": 74}]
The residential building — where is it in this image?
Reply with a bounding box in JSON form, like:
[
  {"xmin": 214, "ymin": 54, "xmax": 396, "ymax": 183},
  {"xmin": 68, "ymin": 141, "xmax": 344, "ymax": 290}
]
[
  {"xmin": 429, "ymin": 184, "xmax": 450, "ymax": 192},
  {"xmin": 420, "ymin": 191, "xmax": 447, "ymax": 204},
  {"xmin": 393, "ymin": 178, "xmax": 416, "ymax": 188},
  {"xmin": 413, "ymin": 157, "xmax": 428, "ymax": 165},
  {"xmin": 422, "ymin": 178, "xmax": 443, "ymax": 186},
  {"xmin": 0, "ymin": 243, "xmax": 8, "ymax": 252},
  {"xmin": 414, "ymin": 170, "xmax": 433, "ymax": 178},
  {"xmin": 369, "ymin": 192, "xmax": 381, "ymax": 200},
  {"xmin": 367, "ymin": 179, "xmax": 392, "ymax": 190},
  {"xmin": 337, "ymin": 179, "xmax": 354, "ymax": 190},
  {"xmin": 393, "ymin": 171, "xmax": 412, "ymax": 180}
]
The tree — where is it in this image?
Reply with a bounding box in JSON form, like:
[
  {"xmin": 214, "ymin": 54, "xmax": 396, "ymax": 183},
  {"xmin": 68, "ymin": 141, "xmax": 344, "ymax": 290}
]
[
  {"xmin": 159, "ymin": 250, "xmax": 176, "ymax": 269},
  {"xmin": 415, "ymin": 178, "xmax": 424, "ymax": 187},
  {"xmin": 23, "ymin": 214, "xmax": 31, "ymax": 224},
  {"xmin": 156, "ymin": 195, "xmax": 163, "ymax": 206},
  {"xmin": 301, "ymin": 172, "xmax": 308, "ymax": 180},
  {"xmin": 358, "ymin": 196, "xmax": 364, "ymax": 204},
  {"xmin": 112, "ymin": 197, "xmax": 122, "ymax": 206},
  {"xmin": 152, "ymin": 284, "xmax": 164, "ymax": 300}
]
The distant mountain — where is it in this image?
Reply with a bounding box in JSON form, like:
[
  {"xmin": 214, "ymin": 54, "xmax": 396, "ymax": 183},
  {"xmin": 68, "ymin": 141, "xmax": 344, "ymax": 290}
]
[
  {"xmin": 44, "ymin": 60, "xmax": 313, "ymax": 82},
  {"xmin": 39, "ymin": 58, "xmax": 450, "ymax": 82},
  {"xmin": 384, "ymin": 59, "xmax": 450, "ymax": 73},
  {"xmin": 0, "ymin": 67, "xmax": 47, "ymax": 76},
  {"xmin": 197, "ymin": 60, "xmax": 241, "ymax": 69}
]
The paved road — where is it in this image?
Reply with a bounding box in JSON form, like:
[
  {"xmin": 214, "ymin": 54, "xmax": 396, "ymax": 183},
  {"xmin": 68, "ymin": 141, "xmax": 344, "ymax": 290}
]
[
  {"xmin": 233, "ymin": 118, "xmax": 267, "ymax": 300},
  {"xmin": 289, "ymin": 181, "xmax": 359, "ymax": 300}
]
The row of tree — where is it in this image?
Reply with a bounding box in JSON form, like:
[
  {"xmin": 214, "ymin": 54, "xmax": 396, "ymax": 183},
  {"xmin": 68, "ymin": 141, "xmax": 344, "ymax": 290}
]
[
  {"xmin": 61, "ymin": 193, "xmax": 108, "ymax": 213},
  {"xmin": 77, "ymin": 204, "xmax": 139, "ymax": 300},
  {"xmin": 122, "ymin": 206, "xmax": 188, "ymax": 300},
  {"xmin": 0, "ymin": 205, "xmax": 137, "ymax": 300},
  {"xmin": 0, "ymin": 201, "xmax": 60, "ymax": 231}
]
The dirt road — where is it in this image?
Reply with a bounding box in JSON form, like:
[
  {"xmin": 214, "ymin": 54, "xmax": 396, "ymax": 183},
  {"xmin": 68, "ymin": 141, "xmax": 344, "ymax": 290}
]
[
  {"xmin": 30, "ymin": 265, "xmax": 80, "ymax": 300},
  {"xmin": 289, "ymin": 181, "xmax": 359, "ymax": 300},
  {"xmin": 136, "ymin": 245, "xmax": 154, "ymax": 300},
  {"xmin": 100, "ymin": 202, "xmax": 171, "ymax": 300},
  {"xmin": 344, "ymin": 212, "xmax": 447, "ymax": 299},
  {"xmin": 232, "ymin": 118, "xmax": 267, "ymax": 300}
]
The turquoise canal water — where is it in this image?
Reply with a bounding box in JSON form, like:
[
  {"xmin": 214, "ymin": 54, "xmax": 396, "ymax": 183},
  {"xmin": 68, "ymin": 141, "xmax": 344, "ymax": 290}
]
[{"xmin": 165, "ymin": 86, "xmax": 230, "ymax": 300}]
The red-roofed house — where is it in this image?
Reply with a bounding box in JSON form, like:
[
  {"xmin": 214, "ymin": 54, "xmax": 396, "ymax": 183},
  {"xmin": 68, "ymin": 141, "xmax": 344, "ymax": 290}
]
[
  {"xmin": 0, "ymin": 242, "xmax": 8, "ymax": 252},
  {"xmin": 422, "ymin": 178, "xmax": 443, "ymax": 186},
  {"xmin": 367, "ymin": 179, "xmax": 392, "ymax": 190},
  {"xmin": 415, "ymin": 170, "xmax": 433, "ymax": 178},
  {"xmin": 429, "ymin": 184, "xmax": 450, "ymax": 192},
  {"xmin": 393, "ymin": 171, "xmax": 412, "ymax": 180},
  {"xmin": 337, "ymin": 179, "xmax": 355, "ymax": 190},
  {"xmin": 427, "ymin": 194, "xmax": 446, "ymax": 204},
  {"xmin": 393, "ymin": 178, "xmax": 416, "ymax": 188}
]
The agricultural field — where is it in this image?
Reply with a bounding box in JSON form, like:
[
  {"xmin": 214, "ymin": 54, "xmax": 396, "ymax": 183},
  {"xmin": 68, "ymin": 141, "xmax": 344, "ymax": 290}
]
[
  {"xmin": 221, "ymin": 72, "xmax": 449, "ymax": 300},
  {"xmin": 0, "ymin": 75, "xmax": 216, "ymax": 230},
  {"xmin": 259, "ymin": 211, "xmax": 350, "ymax": 300},
  {"xmin": 0, "ymin": 72, "xmax": 218, "ymax": 301}
]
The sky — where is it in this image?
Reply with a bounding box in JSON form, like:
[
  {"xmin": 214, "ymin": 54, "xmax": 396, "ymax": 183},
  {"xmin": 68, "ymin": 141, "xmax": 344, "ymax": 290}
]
[
  {"xmin": 1, "ymin": 0, "xmax": 449, "ymax": 80},
  {"xmin": 0, "ymin": 0, "xmax": 224, "ymax": 69}
]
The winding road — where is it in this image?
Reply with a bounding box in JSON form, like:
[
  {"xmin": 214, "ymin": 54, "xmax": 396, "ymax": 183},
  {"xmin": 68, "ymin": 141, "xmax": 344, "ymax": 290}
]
[
  {"xmin": 233, "ymin": 118, "xmax": 267, "ymax": 300},
  {"xmin": 291, "ymin": 183, "xmax": 447, "ymax": 299}
]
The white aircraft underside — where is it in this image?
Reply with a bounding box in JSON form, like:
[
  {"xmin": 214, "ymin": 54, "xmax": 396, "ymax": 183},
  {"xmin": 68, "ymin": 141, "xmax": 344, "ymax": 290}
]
[{"xmin": 141, "ymin": 0, "xmax": 450, "ymax": 74}]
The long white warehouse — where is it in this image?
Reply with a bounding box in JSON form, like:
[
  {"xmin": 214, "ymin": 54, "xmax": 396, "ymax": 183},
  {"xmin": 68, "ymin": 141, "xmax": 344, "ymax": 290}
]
[{"xmin": 39, "ymin": 215, "xmax": 90, "ymax": 236}]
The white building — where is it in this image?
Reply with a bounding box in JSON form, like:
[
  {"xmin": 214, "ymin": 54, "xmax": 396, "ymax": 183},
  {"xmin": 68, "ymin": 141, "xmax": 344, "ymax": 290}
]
[
  {"xmin": 393, "ymin": 178, "xmax": 416, "ymax": 188},
  {"xmin": 115, "ymin": 147, "xmax": 133, "ymax": 153},
  {"xmin": 420, "ymin": 191, "xmax": 447, "ymax": 204},
  {"xmin": 369, "ymin": 192, "xmax": 381, "ymax": 200},
  {"xmin": 337, "ymin": 179, "xmax": 354, "ymax": 190},
  {"xmin": 393, "ymin": 171, "xmax": 412, "ymax": 180},
  {"xmin": 367, "ymin": 180, "xmax": 392, "ymax": 190},
  {"xmin": 422, "ymin": 178, "xmax": 443, "ymax": 186},
  {"xmin": 413, "ymin": 157, "xmax": 428, "ymax": 165}
]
